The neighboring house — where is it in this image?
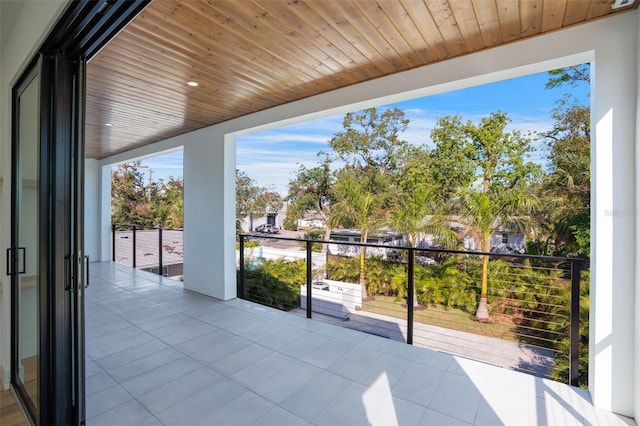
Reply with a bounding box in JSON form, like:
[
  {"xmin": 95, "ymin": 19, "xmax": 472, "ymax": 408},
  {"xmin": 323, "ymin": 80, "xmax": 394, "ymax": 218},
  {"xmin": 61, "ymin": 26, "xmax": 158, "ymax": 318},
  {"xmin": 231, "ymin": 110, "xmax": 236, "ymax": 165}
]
[
  {"xmin": 489, "ymin": 231, "xmax": 526, "ymax": 254},
  {"xmin": 296, "ymin": 211, "xmax": 325, "ymax": 229},
  {"xmin": 417, "ymin": 217, "xmax": 527, "ymax": 254},
  {"xmin": 328, "ymin": 229, "xmax": 404, "ymax": 260},
  {"xmin": 239, "ymin": 202, "xmax": 287, "ymax": 232}
]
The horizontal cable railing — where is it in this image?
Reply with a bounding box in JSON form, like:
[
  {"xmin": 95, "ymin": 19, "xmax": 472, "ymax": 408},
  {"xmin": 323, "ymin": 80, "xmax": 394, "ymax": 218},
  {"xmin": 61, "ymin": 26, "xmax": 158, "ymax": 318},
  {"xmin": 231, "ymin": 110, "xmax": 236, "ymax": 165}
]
[
  {"xmin": 237, "ymin": 233, "xmax": 588, "ymax": 387},
  {"xmin": 112, "ymin": 224, "xmax": 184, "ymax": 278}
]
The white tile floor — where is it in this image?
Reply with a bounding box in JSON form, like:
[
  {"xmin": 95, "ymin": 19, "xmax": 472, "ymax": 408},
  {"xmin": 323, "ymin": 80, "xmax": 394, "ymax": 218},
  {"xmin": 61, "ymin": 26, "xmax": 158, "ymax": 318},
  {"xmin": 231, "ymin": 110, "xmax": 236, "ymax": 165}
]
[{"xmin": 85, "ymin": 262, "xmax": 635, "ymax": 426}]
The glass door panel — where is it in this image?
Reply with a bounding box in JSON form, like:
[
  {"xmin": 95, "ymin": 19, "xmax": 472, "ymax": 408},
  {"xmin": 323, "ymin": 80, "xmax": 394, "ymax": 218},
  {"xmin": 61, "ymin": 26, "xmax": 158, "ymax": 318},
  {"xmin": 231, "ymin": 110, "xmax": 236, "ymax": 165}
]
[{"xmin": 13, "ymin": 65, "xmax": 40, "ymax": 423}]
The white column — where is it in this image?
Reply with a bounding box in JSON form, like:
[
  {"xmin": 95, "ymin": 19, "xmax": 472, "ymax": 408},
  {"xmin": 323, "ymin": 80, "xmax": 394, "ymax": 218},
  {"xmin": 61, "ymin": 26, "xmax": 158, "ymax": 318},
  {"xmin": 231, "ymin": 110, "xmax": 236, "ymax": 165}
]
[
  {"xmin": 100, "ymin": 165, "xmax": 112, "ymax": 262},
  {"xmin": 84, "ymin": 159, "xmax": 101, "ymax": 261},
  {"xmin": 590, "ymin": 23, "xmax": 637, "ymax": 415},
  {"xmin": 85, "ymin": 160, "xmax": 112, "ymax": 262},
  {"xmin": 183, "ymin": 131, "xmax": 236, "ymax": 300}
]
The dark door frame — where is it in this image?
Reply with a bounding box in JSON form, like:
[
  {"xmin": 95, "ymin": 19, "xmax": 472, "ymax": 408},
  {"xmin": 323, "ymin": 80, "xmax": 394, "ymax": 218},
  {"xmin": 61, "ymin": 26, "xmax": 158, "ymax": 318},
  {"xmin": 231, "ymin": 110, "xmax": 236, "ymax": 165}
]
[
  {"xmin": 9, "ymin": 1, "xmax": 150, "ymax": 424},
  {"xmin": 9, "ymin": 55, "xmax": 47, "ymax": 425}
]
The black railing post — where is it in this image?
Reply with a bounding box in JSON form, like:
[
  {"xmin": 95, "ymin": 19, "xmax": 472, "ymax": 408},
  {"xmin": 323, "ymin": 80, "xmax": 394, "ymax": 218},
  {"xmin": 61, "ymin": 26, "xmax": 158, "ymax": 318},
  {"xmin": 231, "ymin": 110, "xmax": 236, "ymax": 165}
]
[
  {"xmin": 238, "ymin": 235, "xmax": 245, "ymax": 299},
  {"xmin": 407, "ymin": 247, "xmax": 415, "ymax": 345},
  {"xmin": 569, "ymin": 259, "xmax": 583, "ymax": 387},
  {"xmin": 132, "ymin": 226, "xmax": 137, "ymax": 268},
  {"xmin": 112, "ymin": 223, "xmax": 116, "ymax": 261},
  {"xmin": 158, "ymin": 227, "xmax": 163, "ymax": 276},
  {"xmin": 306, "ymin": 240, "xmax": 313, "ymax": 319}
]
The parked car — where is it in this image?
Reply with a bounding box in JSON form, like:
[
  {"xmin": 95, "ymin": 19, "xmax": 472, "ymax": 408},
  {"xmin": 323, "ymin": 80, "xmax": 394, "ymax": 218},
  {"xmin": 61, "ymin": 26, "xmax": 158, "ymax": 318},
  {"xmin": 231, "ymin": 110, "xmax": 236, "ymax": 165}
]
[{"xmin": 255, "ymin": 224, "xmax": 280, "ymax": 234}]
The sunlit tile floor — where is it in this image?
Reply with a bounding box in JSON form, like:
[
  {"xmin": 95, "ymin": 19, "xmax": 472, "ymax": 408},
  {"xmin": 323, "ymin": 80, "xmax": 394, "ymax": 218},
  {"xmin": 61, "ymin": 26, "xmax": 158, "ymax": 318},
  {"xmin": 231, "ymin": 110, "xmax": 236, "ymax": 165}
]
[{"xmin": 85, "ymin": 262, "xmax": 635, "ymax": 426}]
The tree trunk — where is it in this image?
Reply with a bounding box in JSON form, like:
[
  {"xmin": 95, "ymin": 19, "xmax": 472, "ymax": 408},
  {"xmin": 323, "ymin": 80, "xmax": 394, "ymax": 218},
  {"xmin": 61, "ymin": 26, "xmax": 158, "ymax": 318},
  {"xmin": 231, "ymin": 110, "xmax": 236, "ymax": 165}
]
[
  {"xmin": 476, "ymin": 239, "xmax": 491, "ymax": 320},
  {"xmin": 360, "ymin": 230, "xmax": 369, "ymax": 300},
  {"xmin": 409, "ymin": 237, "xmax": 419, "ymax": 308},
  {"xmin": 411, "ymin": 252, "xmax": 419, "ymax": 308},
  {"xmin": 322, "ymin": 226, "xmax": 331, "ymax": 254}
]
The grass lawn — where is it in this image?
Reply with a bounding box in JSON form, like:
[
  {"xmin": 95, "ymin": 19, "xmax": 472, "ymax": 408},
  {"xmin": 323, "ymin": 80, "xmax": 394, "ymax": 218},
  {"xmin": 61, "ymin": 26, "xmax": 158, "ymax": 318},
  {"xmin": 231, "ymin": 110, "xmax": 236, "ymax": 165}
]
[{"xmin": 361, "ymin": 295, "xmax": 516, "ymax": 340}]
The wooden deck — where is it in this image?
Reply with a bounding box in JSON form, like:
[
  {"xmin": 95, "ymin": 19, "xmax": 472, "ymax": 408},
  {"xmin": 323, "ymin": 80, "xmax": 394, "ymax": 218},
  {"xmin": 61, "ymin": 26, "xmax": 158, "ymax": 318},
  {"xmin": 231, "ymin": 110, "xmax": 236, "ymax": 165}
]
[
  {"xmin": 0, "ymin": 356, "xmax": 37, "ymax": 426},
  {"xmin": 0, "ymin": 388, "xmax": 26, "ymax": 426}
]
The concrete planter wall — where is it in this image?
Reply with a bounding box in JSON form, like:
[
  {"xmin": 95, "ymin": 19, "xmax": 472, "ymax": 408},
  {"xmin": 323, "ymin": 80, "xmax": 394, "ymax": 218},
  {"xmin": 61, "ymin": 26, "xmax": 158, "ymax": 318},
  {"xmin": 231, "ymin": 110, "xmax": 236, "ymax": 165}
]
[{"xmin": 300, "ymin": 279, "xmax": 362, "ymax": 319}]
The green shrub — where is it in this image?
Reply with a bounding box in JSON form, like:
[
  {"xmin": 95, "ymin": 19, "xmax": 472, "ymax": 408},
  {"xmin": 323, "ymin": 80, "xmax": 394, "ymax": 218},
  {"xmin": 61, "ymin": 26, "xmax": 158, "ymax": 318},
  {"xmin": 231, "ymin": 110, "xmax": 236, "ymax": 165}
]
[
  {"xmin": 241, "ymin": 258, "xmax": 305, "ymax": 311},
  {"xmin": 236, "ymin": 240, "xmax": 260, "ymax": 249},
  {"xmin": 298, "ymin": 229, "xmax": 325, "ymax": 252}
]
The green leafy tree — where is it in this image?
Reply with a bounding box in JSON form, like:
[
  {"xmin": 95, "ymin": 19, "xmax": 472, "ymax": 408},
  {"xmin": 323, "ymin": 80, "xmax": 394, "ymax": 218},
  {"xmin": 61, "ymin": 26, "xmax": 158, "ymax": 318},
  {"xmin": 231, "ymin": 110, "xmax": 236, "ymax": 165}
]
[
  {"xmin": 236, "ymin": 169, "xmax": 260, "ymax": 230},
  {"xmin": 235, "ymin": 170, "xmax": 281, "ymax": 231},
  {"xmin": 111, "ymin": 162, "xmax": 154, "ymax": 229},
  {"xmin": 287, "ymin": 157, "xmax": 335, "ymax": 245},
  {"xmin": 328, "ymin": 107, "xmax": 409, "ymax": 195},
  {"xmin": 429, "ymin": 115, "xmax": 477, "ymax": 203},
  {"xmin": 431, "ymin": 111, "xmax": 541, "ymax": 319},
  {"xmin": 545, "ymin": 65, "xmax": 590, "ymax": 89},
  {"xmin": 541, "ymin": 94, "xmax": 590, "ymax": 256},
  {"xmin": 391, "ymin": 147, "xmax": 458, "ymax": 307},
  {"xmin": 255, "ymin": 190, "xmax": 283, "ymax": 217},
  {"xmin": 324, "ymin": 107, "xmax": 412, "ymax": 297},
  {"xmin": 150, "ymin": 176, "xmax": 184, "ymax": 228},
  {"xmin": 539, "ymin": 65, "xmax": 590, "ymax": 386},
  {"xmin": 457, "ymin": 188, "xmax": 538, "ymax": 319}
]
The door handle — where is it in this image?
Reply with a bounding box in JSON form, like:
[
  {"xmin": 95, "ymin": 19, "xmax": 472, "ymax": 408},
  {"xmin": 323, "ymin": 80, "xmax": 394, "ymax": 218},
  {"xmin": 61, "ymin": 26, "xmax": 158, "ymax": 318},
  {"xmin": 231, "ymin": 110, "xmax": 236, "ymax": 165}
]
[
  {"xmin": 65, "ymin": 254, "xmax": 90, "ymax": 291},
  {"xmin": 65, "ymin": 255, "xmax": 74, "ymax": 291},
  {"xmin": 6, "ymin": 248, "xmax": 11, "ymax": 275},
  {"xmin": 5, "ymin": 248, "xmax": 25, "ymax": 275},
  {"xmin": 84, "ymin": 255, "xmax": 90, "ymax": 288}
]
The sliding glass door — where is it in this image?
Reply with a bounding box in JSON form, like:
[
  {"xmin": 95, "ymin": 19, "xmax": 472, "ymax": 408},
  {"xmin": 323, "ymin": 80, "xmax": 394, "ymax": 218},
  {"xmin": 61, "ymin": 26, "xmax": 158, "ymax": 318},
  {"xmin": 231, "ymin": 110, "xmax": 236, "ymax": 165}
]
[
  {"xmin": 10, "ymin": 55, "xmax": 42, "ymax": 426},
  {"xmin": 10, "ymin": 53, "xmax": 88, "ymax": 425},
  {"xmin": 8, "ymin": 2, "xmax": 149, "ymax": 423}
]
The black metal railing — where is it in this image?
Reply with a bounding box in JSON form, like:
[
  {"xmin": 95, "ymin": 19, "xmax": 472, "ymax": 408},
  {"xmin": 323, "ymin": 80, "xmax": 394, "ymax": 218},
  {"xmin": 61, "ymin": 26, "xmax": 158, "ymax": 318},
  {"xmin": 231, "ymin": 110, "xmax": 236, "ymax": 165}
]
[
  {"xmin": 237, "ymin": 233, "xmax": 588, "ymax": 387},
  {"xmin": 112, "ymin": 224, "xmax": 184, "ymax": 276}
]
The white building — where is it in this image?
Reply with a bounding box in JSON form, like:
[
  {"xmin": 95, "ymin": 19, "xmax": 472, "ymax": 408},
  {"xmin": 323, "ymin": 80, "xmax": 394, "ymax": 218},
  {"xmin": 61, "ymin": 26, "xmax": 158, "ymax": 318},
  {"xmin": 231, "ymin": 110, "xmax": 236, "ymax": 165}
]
[
  {"xmin": 295, "ymin": 211, "xmax": 326, "ymax": 229},
  {"xmin": 327, "ymin": 229, "xmax": 404, "ymax": 260},
  {"xmin": 418, "ymin": 218, "xmax": 527, "ymax": 254},
  {"xmin": 238, "ymin": 201, "xmax": 287, "ymax": 232}
]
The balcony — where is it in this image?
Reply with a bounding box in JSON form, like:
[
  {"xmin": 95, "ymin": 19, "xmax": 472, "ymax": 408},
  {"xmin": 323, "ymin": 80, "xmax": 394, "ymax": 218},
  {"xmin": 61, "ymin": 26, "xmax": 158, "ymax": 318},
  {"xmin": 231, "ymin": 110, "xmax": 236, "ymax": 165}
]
[{"xmin": 85, "ymin": 262, "xmax": 633, "ymax": 425}]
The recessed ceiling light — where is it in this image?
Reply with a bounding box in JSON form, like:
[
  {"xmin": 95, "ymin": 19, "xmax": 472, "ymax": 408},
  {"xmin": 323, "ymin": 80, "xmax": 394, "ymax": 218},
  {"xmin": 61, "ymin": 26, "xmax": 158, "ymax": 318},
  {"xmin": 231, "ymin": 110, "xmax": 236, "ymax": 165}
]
[
  {"xmin": 105, "ymin": 122, "xmax": 113, "ymax": 127},
  {"xmin": 186, "ymin": 81, "xmax": 199, "ymax": 87}
]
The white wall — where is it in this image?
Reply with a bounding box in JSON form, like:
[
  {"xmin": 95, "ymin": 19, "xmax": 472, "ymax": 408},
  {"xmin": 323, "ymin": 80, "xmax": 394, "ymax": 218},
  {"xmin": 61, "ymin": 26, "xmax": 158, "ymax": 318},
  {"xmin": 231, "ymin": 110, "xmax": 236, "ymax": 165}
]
[
  {"xmin": 100, "ymin": 165, "xmax": 112, "ymax": 262},
  {"xmin": 84, "ymin": 159, "xmax": 114, "ymax": 262},
  {"xmin": 84, "ymin": 159, "xmax": 101, "ymax": 261},
  {"xmin": 589, "ymin": 21, "xmax": 637, "ymax": 415},
  {"xmin": 0, "ymin": 0, "xmax": 69, "ymax": 389}
]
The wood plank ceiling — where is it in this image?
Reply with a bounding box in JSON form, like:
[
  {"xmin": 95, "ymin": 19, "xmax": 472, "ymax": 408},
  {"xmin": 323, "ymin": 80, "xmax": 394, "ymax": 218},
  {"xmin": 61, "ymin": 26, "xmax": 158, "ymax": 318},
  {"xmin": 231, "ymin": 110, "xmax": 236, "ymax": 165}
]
[{"xmin": 85, "ymin": 0, "xmax": 638, "ymax": 159}]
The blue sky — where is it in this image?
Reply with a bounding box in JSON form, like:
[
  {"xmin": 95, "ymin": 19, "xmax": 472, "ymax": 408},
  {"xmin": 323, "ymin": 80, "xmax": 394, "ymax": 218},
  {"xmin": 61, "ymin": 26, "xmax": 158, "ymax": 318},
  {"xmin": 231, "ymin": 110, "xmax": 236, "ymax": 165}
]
[{"xmin": 139, "ymin": 68, "xmax": 589, "ymax": 195}]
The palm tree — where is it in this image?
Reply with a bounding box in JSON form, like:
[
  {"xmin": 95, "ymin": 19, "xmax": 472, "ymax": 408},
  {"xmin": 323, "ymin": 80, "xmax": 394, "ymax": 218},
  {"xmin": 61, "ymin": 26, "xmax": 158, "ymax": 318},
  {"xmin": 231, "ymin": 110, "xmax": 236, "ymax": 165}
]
[
  {"xmin": 457, "ymin": 188, "xmax": 538, "ymax": 320},
  {"xmin": 392, "ymin": 186, "xmax": 458, "ymax": 308},
  {"xmin": 329, "ymin": 172, "xmax": 384, "ymax": 300}
]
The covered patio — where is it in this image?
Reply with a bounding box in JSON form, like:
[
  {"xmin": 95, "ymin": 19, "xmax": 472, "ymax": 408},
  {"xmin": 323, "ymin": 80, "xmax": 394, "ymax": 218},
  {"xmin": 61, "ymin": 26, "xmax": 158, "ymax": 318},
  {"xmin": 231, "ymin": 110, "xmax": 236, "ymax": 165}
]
[
  {"xmin": 79, "ymin": 8, "xmax": 640, "ymax": 417},
  {"xmin": 3, "ymin": 0, "xmax": 640, "ymax": 423},
  {"xmin": 85, "ymin": 263, "xmax": 632, "ymax": 425}
]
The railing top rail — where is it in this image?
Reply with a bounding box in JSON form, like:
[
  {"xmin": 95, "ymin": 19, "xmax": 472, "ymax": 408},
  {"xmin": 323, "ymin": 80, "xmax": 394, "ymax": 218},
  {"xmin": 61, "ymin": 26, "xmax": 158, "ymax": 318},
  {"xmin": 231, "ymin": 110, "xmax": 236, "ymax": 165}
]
[
  {"xmin": 112, "ymin": 224, "xmax": 184, "ymax": 231},
  {"xmin": 239, "ymin": 233, "xmax": 588, "ymax": 266}
]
